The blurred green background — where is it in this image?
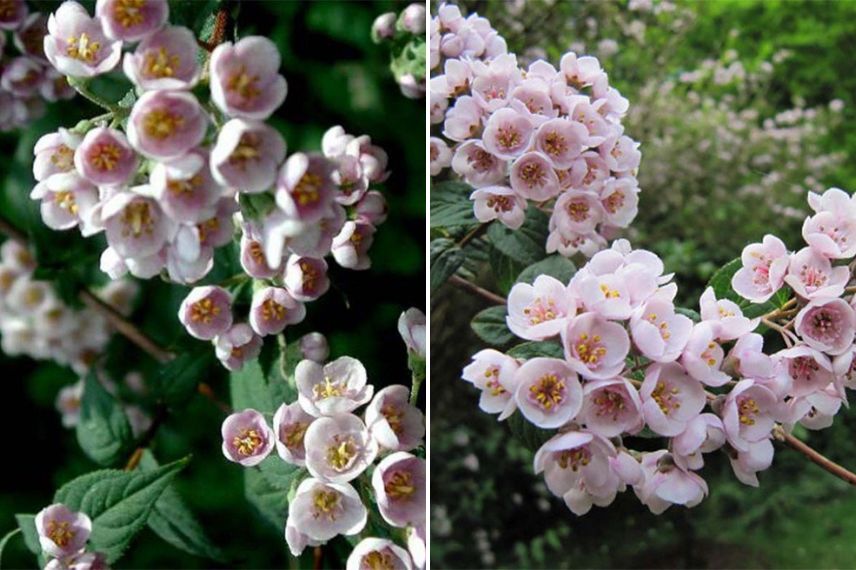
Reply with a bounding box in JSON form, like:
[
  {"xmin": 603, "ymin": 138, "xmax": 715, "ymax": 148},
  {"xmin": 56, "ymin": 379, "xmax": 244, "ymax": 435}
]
[
  {"xmin": 431, "ymin": 1, "xmax": 856, "ymax": 568},
  {"xmin": 0, "ymin": 1, "xmax": 425, "ymax": 568}
]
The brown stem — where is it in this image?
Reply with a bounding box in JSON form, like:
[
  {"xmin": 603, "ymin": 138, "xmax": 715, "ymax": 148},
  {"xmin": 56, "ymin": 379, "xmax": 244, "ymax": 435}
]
[
  {"xmin": 448, "ymin": 275, "xmax": 506, "ymax": 305},
  {"xmin": 312, "ymin": 546, "xmax": 323, "ymax": 570},
  {"xmin": 779, "ymin": 431, "xmax": 856, "ymax": 487},
  {"xmin": 457, "ymin": 223, "xmax": 488, "ymax": 249},
  {"xmin": 197, "ymin": 6, "xmax": 230, "ymax": 52}
]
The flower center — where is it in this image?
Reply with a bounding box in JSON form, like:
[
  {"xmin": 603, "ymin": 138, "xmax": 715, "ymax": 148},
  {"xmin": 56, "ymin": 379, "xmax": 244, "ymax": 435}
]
[
  {"xmin": 114, "ymin": 0, "xmax": 146, "ymax": 28},
  {"xmin": 800, "ymin": 264, "xmax": 828, "ymax": 291},
  {"xmin": 232, "ymin": 428, "xmax": 263, "ymax": 456},
  {"xmin": 810, "ymin": 308, "xmax": 841, "ymax": 342},
  {"xmin": 384, "ymin": 470, "xmax": 415, "ymax": 500},
  {"xmin": 66, "ymin": 33, "xmax": 100, "ymax": 63},
  {"xmin": 791, "ymin": 356, "xmax": 820, "ymax": 383},
  {"xmin": 190, "ymin": 298, "xmax": 220, "ymax": 324},
  {"xmin": 529, "ymin": 373, "xmax": 566, "ymax": 410},
  {"xmin": 496, "ymin": 125, "xmax": 521, "ymax": 151},
  {"xmin": 47, "ymin": 520, "xmax": 75, "ymax": 547},
  {"xmin": 282, "ymin": 421, "xmax": 308, "ymax": 449},
  {"xmin": 701, "ymin": 341, "xmax": 719, "ymax": 367},
  {"xmin": 486, "ymin": 194, "xmax": 513, "ymax": 212},
  {"xmin": 230, "ymin": 133, "xmax": 261, "ymax": 169},
  {"xmin": 90, "ymin": 142, "xmax": 122, "ymax": 171},
  {"xmin": 314, "ymin": 377, "xmax": 343, "ymax": 400},
  {"xmin": 121, "ymin": 202, "xmax": 154, "ymax": 237},
  {"xmin": 575, "ymin": 332, "xmax": 607, "ymax": 365},
  {"xmin": 261, "ymin": 298, "xmax": 286, "ymax": 321},
  {"xmin": 604, "ymin": 190, "xmax": 625, "ymax": 213},
  {"xmin": 249, "ymin": 241, "xmax": 266, "ymax": 264},
  {"xmin": 143, "ymin": 108, "xmax": 184, "ymax": 140},
  {"xmin": 363, "ymin": 551, "xmax": 395, "ymax": 570},
  {"xmin": 294, "ymin": 172, "xmax": 323, "ymax": 206},
  {"xmin": 381, "ymin": 403, "xmax": 404, "ymax": 435},
  {"xmin": 50, "ymin": 146, "xmax": 75, "ymax": 170},
  {"xmin": 523, "ymin": 297, "xmax": 558, "ymax": 325},
  {"xmin": 300, "ymin": 261, "xmax": 318, "ymax": 291},
  {"xmin": 469, "ymin": 148, "xmax": 496, "ymax": 172},
  {"xmin": 227, "ymin": 67, "xmax": 261, "ymax": 100},
  {"xmin": 54, "ymin": 191, "xmax": 78, "ymax": 215},
  {"xmin": 520, "ymin": 161, "xmax": 546, "ymax": 187},
  {"xmin": 326, "ymin": 436, "xmax": 358, "ymax": 470},
  {"xmin": 558, "ymin": 447, "xmax": 590, "ymax": 471},
  {"xmin": 197, "ymin": 217, "xmax": 220, "ymax": 243},
  {"xmin": 484, "ymin": 366, "xmax": 505, "ymax": 396},
  {"xmin": 312, "ymin": 489, "xmax": 341, "ymax": 519},
  {"xmin": 651, "ymin": 381, "xmax": 681, "ymax": 415},
  {"xmin": 646, "ymin": 312, "xmax": 671, "ymax": 340},
  {"xmin": 593, "ymin": 388, "xmax": 625, "ymax": 419},
  {"xmin": 543, "ymin": 131, "xmax": 567, "ymax": 157},
  {"xmin": 738, "ymin": 396, "xmax": 759, "ymax": 426},
  {"xmin": 168, "ymin": 173, "xmax": 203, "ymax": 195},
  {"xmin": 567, "ymin": 199, "xmax": 591, "ymax": 221},
  {"xmin": 143, "ymin": 47, "xmax": 180, "ymax": 78}
]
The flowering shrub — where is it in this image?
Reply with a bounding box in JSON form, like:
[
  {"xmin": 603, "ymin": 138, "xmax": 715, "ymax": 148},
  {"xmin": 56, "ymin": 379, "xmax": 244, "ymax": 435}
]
[
  {"xmin": 0, "ymin": 1, "xmax": 425, "ymax": 568},
  {"xmin": 431, "ymin": 2, "xmax": 856, "ymax": 566}
]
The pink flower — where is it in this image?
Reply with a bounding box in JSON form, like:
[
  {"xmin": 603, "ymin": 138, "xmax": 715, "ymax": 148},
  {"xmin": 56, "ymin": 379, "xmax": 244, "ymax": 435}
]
[
  {"xmin": 579, "ymin": 377, "xmax": 643, "ymax": 437},
  {"xmin": 634, "ymin": 450, "xmax": 708, "ymax": 514},
  {"xmin": 210, "ymin": 36, "xmax": 287, "ymax": 120},
  {"xmin": 640, "ymin": 362, "xmax": 706, "ymax": 436},
  {"xmin": 127, "ymin": 90, "xmax": 207, "ymax": 160},
  {"xmin": 725, "ymin": 332, "xmax": 777, "ymax": 383},
  {"xmin": 509, "ymin": 151, "xmax": 560, "ymax": 200},
  {"xmin": 559, "ymin": 52, "xmax": 604, "ymax": 87},
  {"xmin": 398, "ymin": 308, "xmax": 426, "ymax": 359},
  {"xmin": 35, "ymin": 503, "xmax": 91, "ymax": 559},
  {"xmin": 506, "ymin": 275, "xmax": 576, "ymax": 340},
  {"xmin": 482, "ymin": 107, "xmax": 534, "ymax": 160},
  {"xmin": 249, "ymin": 286, "xmax": 305, "ymax": 337},
  {"xmin": 731, "ymin": 234, "xmax": 790, "ymax": 303},
  {"xmin": 122, "ymin": 25, "xmax": 200, "ymax": 90},
  {"xmin": 533, "ymin": 117, "xmax": 589, "ymax": 168},
  {"xmin": 599, "ymin": 135, "xmax": 641, "ymax": 173},
  {"xmin": 96, "ymin": 0, "xmax": 167, "ymax": 41},
  {"xmin": 776, "ymin": 345, "xmax": 834, "ymax": 397},
  {"xmin": 442, "ymin": 95, "xmax": 483, "ymax": 141},
  {"xmin": 239, "ymin": 234, "xmax": 278, "ymax": 279},
  {"xmin": 461, "ymin": 348, "xmax": 519, "ymax": 419},
  {"xmin": 794, "ymin": 297, "xmax": 855, "ymax": 356},
  {"xmin": 551, "ymin": 191, "xmax": 604, "ymax": 237},
  {"xmin": 178, "ymin": 286, "xmax": 233, "ymax": 340},
  {"xmin": 102, "ymin": 191, "xmax": 173, "ymax": 258},
  {"xmin": 211, "ymin": 119, "xmax": 286, "ymax": 194},
  {"xmin": 151, "ymin": 149, "xmax": 223, "ymax": 224},
  {"xmin": 283, "ymin": 256, "xmax": 329, "ymax": 302},
  {"xmin": 680, "ymin": 322, "xmax": 731, "ymax": 387},
  {"xmin": 0, "ymin": 0, "xmax": 27, "ymax": 29},
  {"xmin": 721, "ymin": 379, "xmax": 777, "ymax": 452},
  {"xmin": 429, "ymin": 137, "xmax": 452, "ymax": 176},
  {"xmin": 30, "ymin": 172, "xmax": 99, "ymax": 232},
  {"xmin": 272, "ymin": 402, "xmax": 315, "ymax": 466},
  {"xmin": 221, "ymin": 409, "xmax": 274, "ymax": 466},
  {"xmin": 513, "ymin": 357, "xmax": 583, "ymax": 428},
  {"xmin": 630, "ymin": 297, "xmax": 693, "ymax": 363},
  {"xmin": 698, "ymin": 287, "xmax": 758, "ymax": 341},
  {"xmin": 533, "ymin": 430, "xmax": 618, "ymax": 500},
  {"xmin": 214, "ymin": 323, "xmax": 263, "ymax": 371},
  {"xmin": 33, "ymin": 129, "xmax": 80, "ymax": 182},
  {"xmin": 371, "ymin": 12, "xmax": 396, "ymax": 41},
  {"xmin": 44, "ymin": 2, "xmax": 122, "ymax": 78},
  {"xmin": 1, "ymin": 57, "xmax": 44, "ymax": 98},
  {"xmin": 299, "ymin": 332, "xmax": 329, "ymax": 363},
  {"xmin": 56, "ymin": 380, "xmax": 84, "ymax": 428},
  {"xmin": 728, "ymin": 438, "xmax": 774, "ymax": 487},
  {"xmin": 347, "ymin": 538, "xmax": 413, "ymax": 570},
  {"xmin": 332, "ymin": 221, "xmax": 375, "ymax": 270},
  {"xmin": 802, "ymin": 187, "xmax": 856, "ymax": 259},
  {"xmin": 296, "ymin": 356, "xmax": 374, "ymax": 417},
  {"xmin": 407, "ymin": 525, "xmax": 426, "ymax": 570},
  {"xmin": 470, "ymin": 186, "xmax": 526, "ymax": 229},
  {"xmin": 366, "ymin": 385, "xmax": 425, "ymax": 452},
  {"xmin": 599, "ymin": 177, "xmax": 639, "ymax": 228},
  {"xmin": 451, "ymin": 140, "xmax": 505, "ymax": 187},
  {"xmin": 73, "ymin": 127, "xmax": 138, "ymax": 187},
  {"xmin": 287, "ymin": 478, "xmax": 367, "ymax": 542},
  {"xmin": 276, "ymin": 153, "xmax": 335, "ymax": 222},
  {"xmin": 671, "ymin": 413, "xmax": 725, "ymax": 470},
  {"xmin": 372, "ymin": 452, "xmax": 426, "ymax": 528},
  {"xmin": 304, "ymin": 413, "xmax": 379, "ymax": 483},
  {"xmin": 833, "ymin": 347, "xmax": 856, "ymax": 389},
  {"xmin": 562, "ymin": 312, "xmax": 629, "ymax": 379},
  {"xmin": 784, "ymin": 247, "xmax": 849, "ymax": 300}
]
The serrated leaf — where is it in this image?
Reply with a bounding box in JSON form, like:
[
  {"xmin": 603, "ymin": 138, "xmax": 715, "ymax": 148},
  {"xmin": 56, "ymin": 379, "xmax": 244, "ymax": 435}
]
[
  {"xmin": 257, "ymin": 456, "xmax": 302, "ymax": 491},
  {"xmin": 471, "ymin": 306, "xmax": 515, "ymax": 346},
  {"xmin": 486, "ymin": 208, "xmax": 549, "ymax": 265},
  {"xmin": 506, "ymin": 341, "xmax": 564, "ymax": 360},
  {"xmin": 244, "ymin": 468, "xmax": 289, "ymax": 532},
  {"xmin": 515, "ymin": 255, "xmax": 576, "ymax": 286},
  {"xmin": 507, "ymin": 413, "xmax": 554, "ymax": 452},
  {"xmin": 430, "ymin": 238, "xmax": 465, "ymax": 292},
  {"xmin": 76, "ymin": 370, "xmax": 134, "ymax": 466},
  {"xmin": 430, "ymin": 181, "xmax": 479, "ymax": 228},
  {"xmin": 489, "ymin": 246, "xmax": 526, "ymax": 296},
  {"xmin": 54, "ymin": 458, "xmax": 188, "ymax": 564},
  {"xmin": 230, "ymin": 359, "xmax": 275, "ymax": 414},
  {"xmin": 139, "ymin": 452, "xmax": 226, "ymax": 563}
]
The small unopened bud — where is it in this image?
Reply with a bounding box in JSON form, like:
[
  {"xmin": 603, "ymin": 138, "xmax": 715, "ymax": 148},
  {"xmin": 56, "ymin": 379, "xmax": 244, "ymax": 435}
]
[
  {"xmin": 398, "ymin": 4, "xmax": 426, "ymax": 35},
  {"xmin": 371, "ymin": 12, "xmax": 396, "ymax": 43},
  {"xmin": 299, "ymin": 332, "xmax": 329, "ymax": 363}
]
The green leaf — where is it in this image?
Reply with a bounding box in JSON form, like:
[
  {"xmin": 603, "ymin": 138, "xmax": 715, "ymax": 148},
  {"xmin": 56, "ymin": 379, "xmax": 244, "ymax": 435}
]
[
  {"xmin": 139, "ymin": 452, "xmax": 226, "ymax": 563},
  {"xmin": 76, "ymin": 370, "xmax": 134, "ymax": 466},
  {"xmin": 0, "ymin": 527, "xmax": 21, "ymax": 568},
  {"xmin": 486, "ymin": 208, "xmax": 549, "ymax": 265},
  {"xmin": 14, "ymin": 515, "xmax": 45, "ymax": 568},
  {"xmin": 257, "ymin": 456, "xmax": 302, "ymax": 492},
  {"xmin": 489, "ymin": 246, "xmax": 527, "ymax": 296},
  {"xmin": 515, "ymin": 255, "xmax": 576, "ymax": 286},
  {"xmin": 471, "ymin": 306, "xmax": 515, "ymax": 346},
  {"xmin": 155, "ymin": 344, "xmax": 216, "ymax": 408},
  {"xmin": 229, "ymin": 358, "xmax": 275, "ymax": 414},
  {"xmin": 430, "ymin": 238, "xmax": 465, "ymax": 292},
  {"xmin": 706, "ymin": 257, "xmax": 790, "ymax": 319},
  {"xmin": 506, "ymin": 341, "xmax": 564, "ymax": 360},
  {"xmin": 507, "ymin": 413, "xmax": 554, "ymax": 452},
  {"xmin": 675, "ymin": 307, "xmax": 701, "ymax": 322},
  {"xmin": 54, "ymin": 458, "xmax": 189, "ymax": 563},
  {"xmin": 430, "ymin": 181, "xmax": 479, "ymax": 228},
  {"xmin": 244, "ymin": 468, "xmax": 289, "ymax": 532}
]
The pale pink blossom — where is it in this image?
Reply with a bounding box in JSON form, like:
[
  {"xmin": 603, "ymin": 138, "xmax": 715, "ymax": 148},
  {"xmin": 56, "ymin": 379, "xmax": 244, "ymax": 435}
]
[
  {"xmin": 44, "ymin": 2, "xmax": 122, "ymax": 78},
  {"xmin": 579, "ymin": 377, "xmax": 643, "ymax": 437},
  {"xmin": 802, "ymin": 187, "xmax": 856, "ymax": 259},
  {"xmin": 74, "ymin": 127, "xmax": 138, "ymax": 187},
  {"xmin": 451, "ymin": 140, "xmax": 505, "ymax": 187},
  {"xmin": 562, "ymin": 313, "xmax": 629, "ymax": 380},
  {"xmin": 122, "ymin": 25, "xmax": 199, "ymax": 91},
  {"xmin": 509, "ymin": 151, "xmax": 560, "ymax": 200},
  {"xmin": 398, "ymin": 308, "xmax": 426, "ymax": 359},
  {"xmin": 299, "ymin": 332, "xmax": 329, "ymax": 363},
  {"xmin": 794, "ymin": 297, "xmax": 855, "ymax": 356},
  {"xmin": 239, "ymin": 234, "xmax": 278, "ymax": 279},
  {"xmin": 283, "ymin": 256, "xmax": 329, "ymax": 302},
  {"xmin": 372, "ymin": 452, "xmax": 426, "ymax": 528},
  {"xmin": 534, "ymin": 430, "xmax": 616, "ymax": 498},
  {"xmin": 533, "ymin": 118, "xmax": 589, "ymax": 169},
  {"xmin": 698, "ymin": 287, "xmax": 758, "ymax": 341},
  {"xmin": 430, "ymin": 137, "xmax": 452, "ymax": 176},
  {"xmin": 178, "ymin": 286, "xmax": 233, "ymax": 340},
  {"xmin": 304, "ymin": 413, "xmax": 379, "ymax": 483},
  {"xmin": 365, "ymin": 385, "xmax": 425, "ymax": 452},
  {"xmin": 599, "ymin": 177, "xmax": 639, "ymax": 228},
  {"xmin": 1, "ymin": 57, "xmax": 44, "ymax": 97},
  {"xmin": 0, "ymin": 0, "xmax": 27, "ymax": 29},
  {"xmin": 221, "ymin": 409, "xmax": 274, "ymax": 466},
  {"xmin": 482, "ymin": 107, "xmax": 534, "ymax": 160},
  {"xmin": 287, "ymin": 478, "xmax": 367, "ymax": 542},
  {"xmin": 102, "ymin": 192, "xmax": 173, "ymax": 258},
  {"xmin": 35, "ymin": 504, "xmax": 91, "ymax": 559},
  {"xmin": 784, "ymin": 247, "xmax": 849, "ymax": 300},
  {"xmin": 559, "ymin": 52, "xmax": 604, "ymax": 87},
  {"xmin": 30, "ymin": 172, "xmax": 98, "ymax": 232},
  {"xmin": 276, "ymin": 153, "xmax": 335, "ymax": 222},
  {"xmin": 214, "ymin": 323, "xmax": 263, "ymax": 371},
  {"xmin": 728, "ymin": 438, "xmax": 774, "ymax": 487},
  {"xmin": 775, "ymin": 345, "xmax": 834, "ymax": 398},
  {"xmin": 272, "ymin": 402, "xmax": 314, "ymax": 466},
  {"xmin": 347, "ymin": 538, "xmax": 413, "ymax": 570},
  {"xmin": 551, "ymin": 191, "xmax": 604, "ymax": 237},
  {"xmin": 470, "ymin": 186, "xmax": 526, "ymax": 229},
  {"xmin": 210, "ymin": 36, "xmax": 287, "ymax": 120},
  {"xmin": 461, "ymin": 348, "xmax": 519, "ymax": 419},
  {"xmin": 212, "ymin": 119, "xmax": 286, "ymax": 194},
  {"xmin": 721, "ymin": 379, "xmax": 777, "ymax": 452},
  {"xmin": 506, "ymin": 275, "xmax": 575, "ymax": 340},
  {"xmin": 630, "ymin": 297, "xmax": 693, "ymax": 363},
  {"xmin": 127, "ymin": 90, "xmax": 207, "ymax": 160},
  {"xmin": 56, "ymin": 380, "xmax": 84, "ymax": 428},
  {"xmin": 731, "ymin": 234, "xmax": 790, "ymax": 303},
  {"xmin": 634, "ymin": 450, "xmax": 708, "ymax": 514},
  {"xmin": 442, "ymin": 96, "xmax": 482, "ymax": 141},
  {"xmin": 640, "ymin": 362, "xmax": 706, "ymax": 436},
  {"xmin": 513, "ymin": 357, "xmax": 583, "ymax": 428},
  {"xmin": 671, "ymin": 413, "xmax": 725, "ymax": 470},
  {"xmin": 296, "ymin": 356, "xmax": 373, "ymax": 417},
  {"xmin": 680, "ymin": 322, "xmax": 731, "ymax": 387},
  {"xmin": 600, "ymin": 135, "xmax": 641, "ymax": 173},
  {"xmin": 249, "ymin": 286, "xmax": 305, "ymax": 337},
  {"xmin": 331, "ymin": 221, "xmax": 375, "ymax": 270},
  {"xmin": 96, "ymin": 0, "xmax": 167, "ymax": 41},
  {"xmin": 151, "ymin": 149, "xmax": 223, "ymax": 224},
  {"xmin": 33, "ymin": 129, "xmax": 80, "ymax": 182}
]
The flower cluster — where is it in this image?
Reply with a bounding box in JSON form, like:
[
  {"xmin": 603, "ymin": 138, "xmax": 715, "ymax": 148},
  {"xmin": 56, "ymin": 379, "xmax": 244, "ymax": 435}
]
[
  {"xmin": 0, "ymin": 239, "xmax": 135, "ymax": 373},
  {"xmin": 220, "ymin": 350, "xmax": 426, "ymax": 566},
  {"xmin": 0, "ymin": 0, "xmax": 75, "ymax": 132},
  {"xmin": 34, "ymin": 503, "xmax": 108, "ymax": 570},
  {"xmin": 430, "ymin": 4, "xmax": 641, "ymax": 258},
  {"xmin": 463, "ymin": 187, "xmax": 856, "ymax": 516},
  {"xmin": 372, "ymin": 3, "xmax": 427, "ymax": 99}
]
